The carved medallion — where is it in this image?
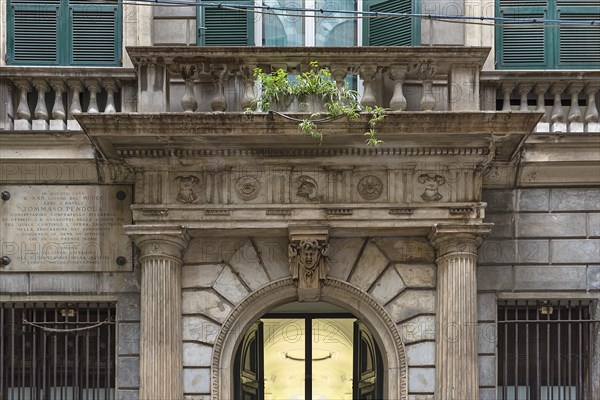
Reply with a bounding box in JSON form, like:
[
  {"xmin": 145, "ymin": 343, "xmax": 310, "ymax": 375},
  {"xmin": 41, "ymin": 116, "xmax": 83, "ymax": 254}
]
[
  {"xmin": 288, "ymin": 239, "xmax": 329, "ymax": 301},
  {"xmin": 175, "ymin": 175, "xmax": 199, "ymax": 204},
  {"xmin": 296, "ymin": 175, "xmax": 321, "ymax": 202},
  {"xmin": 235, "ymin": 176, "xmax": 260, "ymax": 201},
  {"xmin": 417, "ymin": 173, "xmax": 446, "ymax": 201},
  {"xmin": 357, "ymin": 175, "xmax": 383, "ymax": 200}
]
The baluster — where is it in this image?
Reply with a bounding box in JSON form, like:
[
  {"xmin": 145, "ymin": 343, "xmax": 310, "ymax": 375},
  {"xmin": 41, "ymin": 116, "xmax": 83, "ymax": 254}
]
[
  {"xmin": 5, "ymin": 82, "xmax": 14, "ymax": 130},
  {"xmin": 180, "ymin": 64, "xmax": 198, "ymax": 112},
  {"xmin": 567, "ymin": 83, "xmax": 584, "ymax": 133},
  {"xmin": 500, "ymin": 82, "xmax": 515, "ymax": 112},
  {"xmin": 12, "ymin": 79, "xmax": 32, "ymax": 130},
  {"xmin": 359, "ymin": 64, "xmax": 378, "ymax": 108},
  {"xmin": 67, "ymin": 79, "xmax": 83, "ymax": 130},
  {"xmin": 550, "ymin": 83, "xmax": 567, "ymax": 133},
  {"xmin": 240, "ymin": 65, "xmax": 256, "ymax": 111},
  {"xmin": 210, "ymin": 64, "xmax": 228, "ymax": 112},
  {"xmin": 534, "ymin": 83, "xmax": 550, "ymax": 133},
  {"xmin": 418, "ymin": 62, "xmax": 436, "ymax": 111},
  {"xmin": 389, "ymin": 64, "xmax": 408, "ymax": 111},
  {"xmin": 102, "ymin": 79, "xmax": 118, "ymax": 114},
  {"xmin": 585, "ymin": 84, "xmax": 600, "ymax": 133},
  {"xmin": 518, "ymin": 83, "xmax": 532, "ymax": 111},
  {"xmin": 331, "ymin": 64, "xmax": 348, "ymax": 94},
  {"xmin": 49, "ymin": 80, "xmax": 66, "ymax": 130},
  {"xmin": 85, "ymin": 79, "xmax": 100, "ymax": 113}
]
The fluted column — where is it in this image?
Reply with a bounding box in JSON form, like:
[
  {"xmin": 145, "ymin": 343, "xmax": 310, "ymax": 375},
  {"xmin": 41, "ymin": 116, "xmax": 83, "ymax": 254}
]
[
  {"xmin": 126, "ymin": 225, "xmax": 189, "ymax": 400},
  {"xmin": 428, "ymin": 224, "xmax": 492, "ymax": 400}
]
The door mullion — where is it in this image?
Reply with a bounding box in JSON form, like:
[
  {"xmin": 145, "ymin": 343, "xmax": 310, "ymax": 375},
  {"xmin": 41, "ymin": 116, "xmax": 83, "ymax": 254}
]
[{"xmin": 305, "ymin": 317, "xmax": 312, "ymax": 400}]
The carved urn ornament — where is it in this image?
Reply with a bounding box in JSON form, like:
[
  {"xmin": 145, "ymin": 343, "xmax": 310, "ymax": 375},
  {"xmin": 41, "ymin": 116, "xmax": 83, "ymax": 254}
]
[{"xmin": 288, "ymin": 238, "xmax": 329, "ymax": 301}]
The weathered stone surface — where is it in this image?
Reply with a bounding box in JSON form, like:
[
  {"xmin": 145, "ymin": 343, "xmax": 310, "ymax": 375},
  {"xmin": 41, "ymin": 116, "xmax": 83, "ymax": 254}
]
[
  {"xmin": 478, "ymin": 293, "xmax": 496, "ymax": 321},
  {"xmin": 517, "ymin": 213, "xmax": 587, "ymax": 237},
  {"xmin": 369, "ymin": 265, "xmax": 405, "ymax": 305},
  {"xmin": 517, "ymin": 240, "xmax": 550, "ymax": 264},
  {"xmin": 477, "ymin": 265, "xmax": 513, "ymax": 291},
  {"xmin": 485, "ymin": 213, "xmax": 514, "ymax": 238},
  {"xmin": 551, "ymin": 188, "xmax": 600, "ymax": 211},
  {"xmin": 117, "ymin": 294, "xmax": 141, "ymax": 321},
  {"xmin": 408, "ymin": 367, "xmax": 436, "ymax": 393},
  {"xmin": 30, "ymin": 273, "xmax": 98, "ymax": 293},
  {"xmin": 408, "ymin": 395, "xmax": 434, "ymax": 400},
  {"xmin": 0, "ymin": 273, "xmax": 29, "ymax": 293},
  {"xmin": 253, "ymin": 237, "xmax": 290, "ymax": 280},
  {"xmin": 213, "ymin": 266, "xmax": 250, "ymax": 304},
  {"xmin": 153, "ymin": 4, "xmax": 196, "ymax": 17},
  {"xmin": 328, "ymin": 238, "xmax": 364, "ymax": 280},
  {"xmin": 229, "ymin": 240, "xmax": 270, "ymax": 291},
  {"xmin": 483, "ymin": 189, "xmax": 515, "ymax": 212},
  {"xmin": 551, "ymin": 239, "xmax": 600, "ymax": 263},
  {"xmin": 405, "ymin": 342, "xmax": 435, "ymax": 366},
  {"xmin": 478, "ymin": 322, "xmax": 497, "ymax": 354},
  {"xmin": 349, "ymin": 241, "xmax": 389, "ymax": 290},
  {"xmin": 117, "ymin": 390, "xmax": 139, "ymax": 400},
  {"xmin": 386, "ymin": 290, "xmax": 436, "ymax": 323},
  {"xmin": 182, "ymin": 290, "xmax": 233, "ymax": 323},
  {"xmin": 515, "ymin": 266, "xmax": 587, "ymax": 290},
  {"xmin": 182, "ymin": 316, "xmax": 221, "ymax": 344},
  {"xmin": 478, "ymin": 355, "xmax": 495, "ymax": 387},
  {"xmin": 518, "ymin": 188, "xmax": 550, "ymax": 211},
  {"xmin": 399, "ymin": 315, "xmax": 436, "ymax": 344},
  {"xmin": 184, "ymin": 238, "xmax": 246, "ymax": 263},
  {"xmin": 589, "ymin": 213, "xmax": 600, "ymax": 237},
  {"xmin": 479, "ymin": 240, "xmax": 516, "ymax": 264},
  {"xmin": 183, "ymin": 368, "xmax": 211, "ymax": 394},
  {"xmin": 374, "ymin": 237, "xmax": 435, "ymax": 262},
  {"xmin": 98, "ymin": 269, "xmax": 141, "ymax": 293},
  {"xmin": 587, "ymin": 265, "xmax": 600, "ymax": 290},
  {"xmin": 153, "ymin": 19, "xmax": 195, "ymax": 46},
  {"xmin": 182, "ymin": 264, "xmax": 224, "ymax": 288},
  {"xmin": 118, "ymin": 322, "xmax": 140, "ymax": 355},
  {"xmin": 394, "ymin": 263, "xmax": 436, "ymax": 288},
  {"xmin": 480, "ymin": 388, "xmax": 496, "ymax": 400},
  {"xmin": 117, "ymin": 357, "xmax": 140, "ymax": 388},
  {"xmin": 182, "ymin": 342, "xmax": 213, "ymax": 367}
]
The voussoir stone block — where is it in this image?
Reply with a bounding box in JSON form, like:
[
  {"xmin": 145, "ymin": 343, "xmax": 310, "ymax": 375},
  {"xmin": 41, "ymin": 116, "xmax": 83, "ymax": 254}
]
[
  {"xmin": 394, "ymin": 263, "xmax": 436, "ymax": 288},
  {"xmin": 182, "ymin": 264, "xmax": 225, "ymax": 288},
  {"xmin": 369, "ymin": 265, "xmax": 405, "ymax": 305},
  {"xmin": 229, "ymin": 240, "xmax": 270, "ymax": 291},
  {"xmin": 182, "ymin": 315, "xmax": 221, "ymax": 344},
  {"xmin": 253, "ymin": 237, "xmax": 290, "ymax": 280},
  {"xmin": 385, "ymin": 290, "xmax": 435, "ymax": 323},
  {"xmin": 182, "ymin": 290, "xmax": 233, "ymax": 323},
  {"xmin": 349, "ymin": 241, "xmax": 389, "ymax": 290},
  {"xmin": 213, "ymin": 266, "xmax": 250, "ymax": 305},
  {"xmin": 399, "ymin": 315, "xmax": 436, "ymax": 343},
  {"xmin": 182, "ymin": 342, "xmax": 213, "ymax": 367},
  {"xmin": 328, "ymin": 238, "xmax": 364, "ymax": 281}
]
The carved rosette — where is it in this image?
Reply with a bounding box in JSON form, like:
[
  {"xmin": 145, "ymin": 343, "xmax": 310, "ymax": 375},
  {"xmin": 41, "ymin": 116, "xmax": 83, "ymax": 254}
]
[
  {"xmin": 357, "ymin": 175, "xmax": 383, "ymax": 200},
  {"xmin": 235, "ymin": 176, "xmax": 260, "ymax": 200},
  {"xmin": 288, "ymin": 227, "xmax": 329, "ymax": 301}
]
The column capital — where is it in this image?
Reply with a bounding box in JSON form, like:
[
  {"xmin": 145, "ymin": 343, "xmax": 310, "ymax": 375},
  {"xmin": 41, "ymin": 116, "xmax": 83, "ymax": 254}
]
[
  {"xmin": 428, "ymin": 223, "xmax": 492, "ymax": 257},
  {"xmin": 124, "ymin": 224, "xmax": 190, "ymax": 260}
]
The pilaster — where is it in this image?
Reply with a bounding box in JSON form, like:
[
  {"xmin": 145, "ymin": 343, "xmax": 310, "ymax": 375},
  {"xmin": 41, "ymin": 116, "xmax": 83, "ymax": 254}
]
[
  {"xmin": 428, "ymin": 223, "xmax": 492, "ymax": 400},
  {"xmin": 125, "ymin": 225, "xmax": 189, "ymax": 400}
]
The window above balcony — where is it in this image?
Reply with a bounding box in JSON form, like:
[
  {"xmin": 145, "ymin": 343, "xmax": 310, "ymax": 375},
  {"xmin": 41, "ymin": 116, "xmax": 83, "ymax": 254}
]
[
  {"xmin": 6, "ymin": 0, "xmax": 122, "ymax": 66},
  {"xmin": 496, "ymin": 0, "xmax": 600, "ymax": 69}
]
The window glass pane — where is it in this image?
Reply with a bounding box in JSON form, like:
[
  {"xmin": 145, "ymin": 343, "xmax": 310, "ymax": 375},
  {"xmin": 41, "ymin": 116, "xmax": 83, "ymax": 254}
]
[
  {"xmin": 315, "ymin": 0, "xmax": 356, "ymax": 46},
  {"xmin": 263, "ymin": 0, "xmax": 305, "ymax": 46}
]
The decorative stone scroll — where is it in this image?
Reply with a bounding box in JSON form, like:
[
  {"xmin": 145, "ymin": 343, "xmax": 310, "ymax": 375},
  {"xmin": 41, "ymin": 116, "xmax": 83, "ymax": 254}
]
[{"xmin": 288, "ymin": 226, "xmax": 329, "ymax": 301}]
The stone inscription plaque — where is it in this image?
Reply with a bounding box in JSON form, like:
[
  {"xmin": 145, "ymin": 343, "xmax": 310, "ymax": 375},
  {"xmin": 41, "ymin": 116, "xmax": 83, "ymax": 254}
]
[{"xmin": 0, "ymin": 185, "xmax": 133, "ymax": 272}]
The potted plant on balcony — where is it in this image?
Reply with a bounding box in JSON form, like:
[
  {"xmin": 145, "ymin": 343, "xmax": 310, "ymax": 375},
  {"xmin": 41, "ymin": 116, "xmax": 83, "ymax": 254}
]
[{"xmin": 248, "ymin": 61, "xmax": 385, "ymax": 147}]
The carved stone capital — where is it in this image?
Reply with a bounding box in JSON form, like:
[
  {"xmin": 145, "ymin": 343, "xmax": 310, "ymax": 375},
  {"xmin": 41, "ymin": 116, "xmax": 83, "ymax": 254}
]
[
  {"xmin": 288, "ymin": 226, "xmax": 329, "ymax": 301},
  {"xmin": 124, "ymin": 224, "xmax": 190, "ymax": 262},
  {"xmin": 428, "ymin": 223, "xmax": 493, "ymax": 259}
]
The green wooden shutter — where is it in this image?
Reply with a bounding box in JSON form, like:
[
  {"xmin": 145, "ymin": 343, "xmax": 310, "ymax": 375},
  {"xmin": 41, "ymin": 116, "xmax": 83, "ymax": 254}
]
[
  {"xmin": 8, "ymin": 0, "xmax": 61, "ymax": 65},
  {"xmin": 557, "ymin": 0, "xmax": 600, "ymax": 68},
  {"xmin": 70, "ymin": 0, "xmax": 121, "ymax": 65},
  {"xmin": 363, "ymin": 0, "xmax": 418, "ymax": 46},
  {"xmin": 197, "ymin": 0, "xmax": 254, "ymax": 46}
]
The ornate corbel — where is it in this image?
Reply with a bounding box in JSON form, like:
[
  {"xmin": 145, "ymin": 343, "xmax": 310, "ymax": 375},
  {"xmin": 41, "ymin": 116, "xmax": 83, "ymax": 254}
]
[{"xmin": 288, "ymin": 226, "xmax": 329, "ymax": 302}]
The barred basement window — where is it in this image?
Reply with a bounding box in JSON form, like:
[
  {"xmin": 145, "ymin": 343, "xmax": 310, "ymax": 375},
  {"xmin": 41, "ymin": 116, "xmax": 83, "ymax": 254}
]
[
  {"xmin": 1, "ymin": 302, "xmax": 116, "ymax": 400},
  {"xmin": 497, "ymin": 300, "xmax": 598, "ymax": 400}
]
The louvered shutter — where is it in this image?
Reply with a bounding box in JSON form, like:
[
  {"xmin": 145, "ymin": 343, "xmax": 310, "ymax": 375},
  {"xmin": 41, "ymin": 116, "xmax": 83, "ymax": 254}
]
[
  {"xmin": 198, "ymin": 0, "xmax": 254, "ymax": 46},
  {"xmin": 497, "ymin": 0, "xmax": 548, "ymax": 68},
  {"xmin": 8, "ymin": 0, "xmax": 60, "ymax": 65},
  {"xmin": 363, "ymin": 0, "xmax": 417, "ymax": 46},
  {"xmin": 557, "ymin": 0, "xmax": 600, "ymax": 68},
  {"xmin": 70, "ymin": 0, "xmax": 121, "ymax": 65}
]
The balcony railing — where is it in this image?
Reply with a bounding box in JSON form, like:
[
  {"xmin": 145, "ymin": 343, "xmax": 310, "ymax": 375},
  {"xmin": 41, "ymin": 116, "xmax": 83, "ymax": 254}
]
[
  {"xmin": 480, "ymin": 71, "xmax": 600, "ymax": 134},
  {"xmin": 126, "ymin": 46, "xmax": 490, "ymax": 114},
  {"xmin": 0, "ymin": 67, "xmax": 136, "ymax": 131}
]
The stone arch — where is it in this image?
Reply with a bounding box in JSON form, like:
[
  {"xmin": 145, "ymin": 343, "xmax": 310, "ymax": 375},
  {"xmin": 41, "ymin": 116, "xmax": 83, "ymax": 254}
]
[{"xmin": 211, "ymin": 277, "xmax": 408, "ymax": 399}]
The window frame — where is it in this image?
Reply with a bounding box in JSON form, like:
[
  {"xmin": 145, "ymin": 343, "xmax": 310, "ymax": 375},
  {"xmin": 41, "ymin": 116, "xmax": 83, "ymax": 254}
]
[{"xmin": 6, "ymin": 0, "xmax": 122, "ymax": 66}]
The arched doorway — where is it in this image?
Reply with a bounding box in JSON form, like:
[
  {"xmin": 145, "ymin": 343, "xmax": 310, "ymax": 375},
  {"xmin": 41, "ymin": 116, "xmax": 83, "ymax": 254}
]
[
  {"xmin": 234, "ymin": 302, "xmax": 383, "ymax": 399},
  {"xmin": 212, "ymin": 278, "xmax": 408, "ymax": 400}
]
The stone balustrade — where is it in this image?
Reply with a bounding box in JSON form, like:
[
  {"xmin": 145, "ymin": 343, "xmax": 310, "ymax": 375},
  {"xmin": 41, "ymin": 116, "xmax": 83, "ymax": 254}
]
[
  {"xmin": 480, "ymin": 71, "xmax": 600, "ymax": 134},
  {"xmin": 126, "ymin": 46, "xmax": 490, "ymax": 114},
  {"xmin": 0, "ymin": 67, "xmax": 136, "ymax": 131}
]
